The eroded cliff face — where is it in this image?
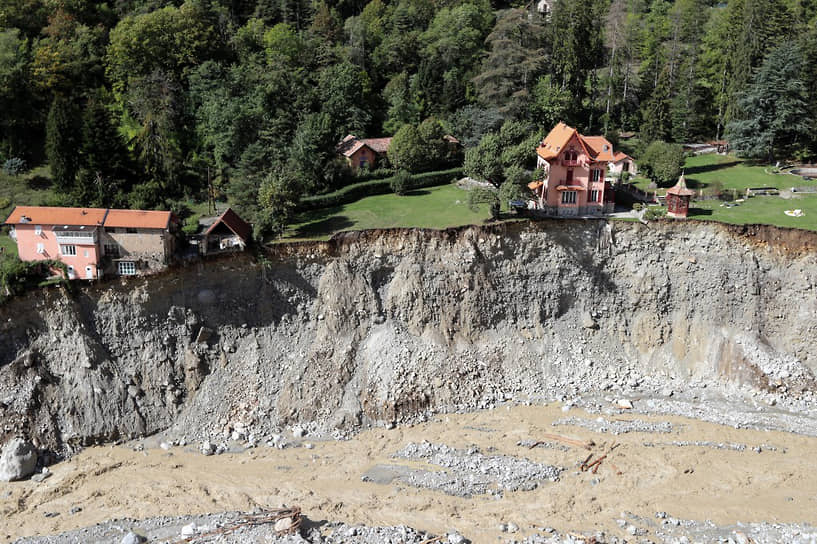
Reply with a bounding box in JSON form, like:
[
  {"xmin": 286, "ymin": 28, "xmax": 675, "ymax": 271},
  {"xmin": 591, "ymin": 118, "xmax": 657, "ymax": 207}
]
[{"xmin": 1, "ymin": 220, "xmax": 816, "ymax": 455}]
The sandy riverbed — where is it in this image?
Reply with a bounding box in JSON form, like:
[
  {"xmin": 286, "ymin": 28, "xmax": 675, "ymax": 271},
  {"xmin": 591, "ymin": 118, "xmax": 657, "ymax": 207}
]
[{"xmin": 3, "ymin": 403, "xmax": 817, "ymax": 542}]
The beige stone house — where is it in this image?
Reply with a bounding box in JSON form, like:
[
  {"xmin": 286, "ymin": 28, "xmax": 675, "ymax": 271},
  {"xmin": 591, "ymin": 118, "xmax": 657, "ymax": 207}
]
[{"xmin": 101, "ymin": 209, "xmax": 178, "ymax": 276}]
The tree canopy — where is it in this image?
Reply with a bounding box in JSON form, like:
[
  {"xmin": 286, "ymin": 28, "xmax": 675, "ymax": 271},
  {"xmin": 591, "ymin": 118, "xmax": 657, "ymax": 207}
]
[{"xmin": 0, "ymin": 0, "xmax": 815, "ymax": 237}]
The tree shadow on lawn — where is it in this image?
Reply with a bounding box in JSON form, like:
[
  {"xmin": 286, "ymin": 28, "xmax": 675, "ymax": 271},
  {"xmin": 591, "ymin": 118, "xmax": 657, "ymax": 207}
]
[
  {"xmin": 684, "ymin": 160, "xmax": 741, "ymax": 176},
  {"xmin": 290, "ymin": 211, "xmax": 355, "ymax": 238},
  {"xmin": 688, "ymin": 207, "xmax": 713, "ymax": 217},
  {"xmin": 403, "ymin": 189, "xmax": 431, "ymax": 196}
]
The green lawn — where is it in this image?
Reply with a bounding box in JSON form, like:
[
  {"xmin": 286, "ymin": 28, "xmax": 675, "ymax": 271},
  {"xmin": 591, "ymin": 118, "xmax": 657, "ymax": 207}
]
[
  {"xmin": 688, "ymin": 193, "xmax": 817, "ymax": 231},
  {"xmin": 626, "ymin": 153, "xmax": 817, "ymax": 231},
  {"xmin": 630, "ymin": 153, "xmax": 812, "ymax": 193},
  {"xmin": 286, "ymin": 183, "xmax": 493, "ymax": 240},
  {"xmin": 0, "ymin": 166, "xmax": 58, "ymax": 220}
]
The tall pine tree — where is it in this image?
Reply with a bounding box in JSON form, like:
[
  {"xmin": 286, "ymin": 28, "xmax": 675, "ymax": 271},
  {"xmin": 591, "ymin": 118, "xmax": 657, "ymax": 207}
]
[
  {"xmin": 727, "ymin": 42, "xmax": 812, "ymax": 162},
  {"xmin": 45, "ymin": 94, "xmax": 80, "ymax": 192}
]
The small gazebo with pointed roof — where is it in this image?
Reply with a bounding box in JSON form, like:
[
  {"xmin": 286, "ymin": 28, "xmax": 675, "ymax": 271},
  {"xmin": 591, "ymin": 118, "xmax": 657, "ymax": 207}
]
[{"xmin": 666, "ymin": 172, "xmax": 695, "ymax": 218}]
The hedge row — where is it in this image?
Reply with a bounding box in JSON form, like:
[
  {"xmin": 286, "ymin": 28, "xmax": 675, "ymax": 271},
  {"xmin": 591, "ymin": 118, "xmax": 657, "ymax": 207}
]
[{"xmin": 298, "ymin": 168, "xmax": 463, "ymax": 211}]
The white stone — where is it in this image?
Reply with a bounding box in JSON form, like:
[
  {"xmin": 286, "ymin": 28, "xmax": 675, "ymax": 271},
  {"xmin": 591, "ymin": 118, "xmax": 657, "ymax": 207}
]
[
  {"xmin": 181, "ymin": 523, "xmax": 197, "ymax": 537},
  {"xmin": 615, "ymin": 399, "xmax": 633, "ymax": 410},
  {"xmin": 274, "ymin": 517, "xmax": 294, "ymax": 532},
  {"xmin": 121, "ymin": 532, "xmax": 146, "ymax": 544}
]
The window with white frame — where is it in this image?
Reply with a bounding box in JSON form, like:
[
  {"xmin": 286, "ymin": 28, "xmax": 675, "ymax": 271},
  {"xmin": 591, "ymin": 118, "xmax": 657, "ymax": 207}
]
[
  {"xmin": 591, "ymin": 169, "xmax": 601, "ymax": 182},
  {"xmin": 36, "ymin": 243, "xmax": 45, "ymax": 254},
  {"xmin": 590, "ymin": 190, "xmax": 600, "ymax": 202},
  {"xmin": 34, "ymin": 225, "xmax": 42, "ymax": 235},
  {"xmin": 561, "ymin": 191, "xmax": 577, "ymax": 204},
  {"xmin": 61, "ymin": 245, "xmax": 77, "ymax": 256},
  {"xmin": 117, "ymin": 261, "xmax": 136, "ymax": 275}
]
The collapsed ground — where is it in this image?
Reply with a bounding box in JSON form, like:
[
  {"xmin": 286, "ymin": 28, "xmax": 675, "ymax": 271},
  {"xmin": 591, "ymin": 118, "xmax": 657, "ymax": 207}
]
[{"xmin": 1, "ymin": 220, "xmax": 817, "ymax": 541}]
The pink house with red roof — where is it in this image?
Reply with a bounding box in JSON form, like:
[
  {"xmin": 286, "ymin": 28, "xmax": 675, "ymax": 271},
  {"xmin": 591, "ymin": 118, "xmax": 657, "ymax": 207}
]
[
  {"xmin": 4, "ymin": 206, "xmax": 178, "ymax": 279},
  {"xmin": 533, "ymin": 122, "xmax": 617, "ymax": 216}
]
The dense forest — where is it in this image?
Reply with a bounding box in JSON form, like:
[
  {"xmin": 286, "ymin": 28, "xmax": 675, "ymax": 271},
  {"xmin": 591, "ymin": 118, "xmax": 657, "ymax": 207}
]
[{"xmin": 1, "ymin": 0, "xmax": 816, "ymax": 234}]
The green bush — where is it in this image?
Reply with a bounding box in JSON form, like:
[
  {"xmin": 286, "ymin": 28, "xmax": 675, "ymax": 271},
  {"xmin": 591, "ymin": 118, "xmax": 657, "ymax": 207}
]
[
  {"xmin": 182, "ymin": 215, "xmax": 200, "ymax": 235},
  {"xmin": 0, "ymin": 197, "xmax": 11, "ymax": 210},
  {"xmin": 643, "ymin": 207, "xmax": 667, "ymax": 220},
  {"xmin": 632, "ymin": 202, "xmax": 644, "ymax": 211},
  {"xmin": 2, "ymin": 158, "xmax": 27, "ymax": 176},
  {"xmin": 0, "ymin": 258, "xmax": 67, "ymax": 302},
  {"xmin": 298, "ymin": 168, "xmax": 463, "ymax": 211},
  {"xmin": 391, "ymin": 170, "xmax": 412, "ymax": 195}
]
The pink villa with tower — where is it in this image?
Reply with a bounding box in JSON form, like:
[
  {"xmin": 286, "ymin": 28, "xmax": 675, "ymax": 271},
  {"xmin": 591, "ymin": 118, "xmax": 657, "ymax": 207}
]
[{"xmin": 532, "ymin": 122, "xmax": 617, "ymax": 216}]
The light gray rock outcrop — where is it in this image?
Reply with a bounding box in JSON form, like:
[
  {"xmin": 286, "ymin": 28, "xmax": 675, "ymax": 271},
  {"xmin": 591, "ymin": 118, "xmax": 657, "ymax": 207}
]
[{"xmin": 0, "ymin": 437, "xmax": 37, "ymax": 481}]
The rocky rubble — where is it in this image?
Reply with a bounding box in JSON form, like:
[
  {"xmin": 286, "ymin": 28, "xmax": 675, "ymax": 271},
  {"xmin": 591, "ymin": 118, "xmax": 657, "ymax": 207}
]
[
  {"xmin": 387, "ymin": 441, "xmax": 563, "ymax": 496},
  {"xmin": 0, "ymin": 221, "xmax": 816, "ymax": 457},
  {"xmin": 13, "ymin": 511, "xmax": 453, "ymax": 544}
]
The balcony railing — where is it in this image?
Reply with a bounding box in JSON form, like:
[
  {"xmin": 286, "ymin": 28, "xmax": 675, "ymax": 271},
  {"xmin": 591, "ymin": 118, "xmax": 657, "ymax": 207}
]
[
  {"xmin": 561, "ymin": 160, "xmax": 584, "ymax": 167},
  {"xmin": 54, "ymin": 230, "xmax": 97, "ymax": 245}
]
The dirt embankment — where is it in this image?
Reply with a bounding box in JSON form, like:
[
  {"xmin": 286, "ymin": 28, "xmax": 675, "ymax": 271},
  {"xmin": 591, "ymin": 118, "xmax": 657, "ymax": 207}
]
[{"xmin": 0, "ymin": 220, "xmax": 816, "ymax": 456}]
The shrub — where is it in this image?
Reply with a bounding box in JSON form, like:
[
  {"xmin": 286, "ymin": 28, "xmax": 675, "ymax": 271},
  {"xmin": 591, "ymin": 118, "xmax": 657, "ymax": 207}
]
[
  {"xmin": 640, "ymin": 141, "xmax": 684, "ymax": 185},
  {"xmin": 391, "ymin": 170, "xmax": 412, "ymax": 195},
  {"xmin": 632, "ymin": 202, "xmax": 644, "ymax": 211},
  {"xmin": 0, "ymin": 197, "xmax": 10, "ymax": 210},
  {"xmin": 2, "ymin": 158, "xmax": 27, "ymax": 176},
  {"xmin": 643, "ymin": 207, "xmax": 667, "ymax": 220},
  {"xmin": 182, "ymin": 215, "xmax": 200, "ymax": 235},
  {"xmin": 468, "ymin": 187, "xmax": 500, "ymax": 219}
]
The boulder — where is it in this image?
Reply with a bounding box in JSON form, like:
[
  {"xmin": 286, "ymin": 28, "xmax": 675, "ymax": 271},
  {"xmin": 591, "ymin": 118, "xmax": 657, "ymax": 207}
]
[
  {"xmin": 0, "ymin": 438, "xmax": 37, "ymax": 482},
  {"xmin": 581, "ymin": 312, "xmax": 597, "ymax": 329},
  {"xmin": 121, "ymin": 532, "xmax": 146, "ymax": 544}
]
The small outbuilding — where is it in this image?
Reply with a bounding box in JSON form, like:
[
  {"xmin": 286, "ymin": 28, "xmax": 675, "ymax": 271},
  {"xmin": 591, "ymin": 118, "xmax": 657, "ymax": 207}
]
[
  {"xmin": 201, "ymin": 208, "xmax": 252, "ymax": 255},
  {"xmin": 666, "ymin": 173, "xmax": 696, "ymax": 218}
]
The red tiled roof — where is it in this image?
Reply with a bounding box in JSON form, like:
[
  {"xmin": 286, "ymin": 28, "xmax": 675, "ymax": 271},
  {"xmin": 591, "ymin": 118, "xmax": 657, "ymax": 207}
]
[
  {"xmin": 535, "ymin": 122, "xmax": 618, "ymax": 163},
  {"xmin": 336, "ymin": 134, "xmax": 392, "ymax": 157},
  {"xmin": 205, "ymin": 207, "xmax": 252, "ymax": 241},
  {"xmin": 4, "ymin": 206, "xmax": 108, "ymax": 226},
  {"xmin": 336, "ymin": 134, "xmax": 361, "ymax": 156},
  {"xmin": 666, "ymin": 174, "xmax": 695, "ymax": 197},
  {"xmin": 536, "ymin": 122, "xmax": 578, "ymax": 160},
  {"xmin": 104, "ymin": 209, "xmax": 173, "ymax": 229},
  {"xmin": 361, "ymin": 137, "xmax": 391, "ymax": 154},
  {"xmin": 582, "ymin": 136, "xmax": 616, "ymax": 162},
  {"xmin": 613, "ymin": 151, "xmax": 632, "ymax": 162}
]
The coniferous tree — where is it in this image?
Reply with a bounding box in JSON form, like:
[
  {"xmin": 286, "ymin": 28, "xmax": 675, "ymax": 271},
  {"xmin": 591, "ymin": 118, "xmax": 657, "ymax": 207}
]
[
  {"xmin": 727, "ymin": 41, "xmax": 812, "ymax": 163},
  {"xmin": 640, "ymin": 66, "xmax": 673, "ymax": 144},
  {"xmin": 45, "ymin": 94, "xmax": 80, "ymax": 192},
  {"xmin": 75, "ymin": 92, "xmax": 130, "ymax": 206}
]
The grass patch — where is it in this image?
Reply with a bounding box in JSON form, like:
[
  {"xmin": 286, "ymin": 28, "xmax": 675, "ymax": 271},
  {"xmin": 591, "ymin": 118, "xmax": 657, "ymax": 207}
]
[
  {"xmin": 286, "ymin": 183, "xmax": 493, "ymax": 240},
  {"xmin": 688, "ymin": 194, "xmax": 817, "ymax": 231},
  {"xmin": 0, "ymin": 166, "xmax": 57, "ymax": 219}
]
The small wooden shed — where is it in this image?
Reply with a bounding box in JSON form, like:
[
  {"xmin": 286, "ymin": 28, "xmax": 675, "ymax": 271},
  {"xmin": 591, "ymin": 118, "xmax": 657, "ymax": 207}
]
[{"xmin": 202, "ymin": 208, "xmax": 252, "ymax": 255}]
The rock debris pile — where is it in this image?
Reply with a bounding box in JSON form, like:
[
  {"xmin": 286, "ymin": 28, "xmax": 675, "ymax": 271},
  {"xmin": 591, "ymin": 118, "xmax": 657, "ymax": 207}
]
[
  {"xmin": 0, "ymin": 221, "xmax": 815, "ymax": 459},
  {"xmin": 551, "ymin": 416, "xmax": 675, "ymax": 435},
  {"xmin": 389, "ymin": 441, "xmax": 562, "ymax": 496}
]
